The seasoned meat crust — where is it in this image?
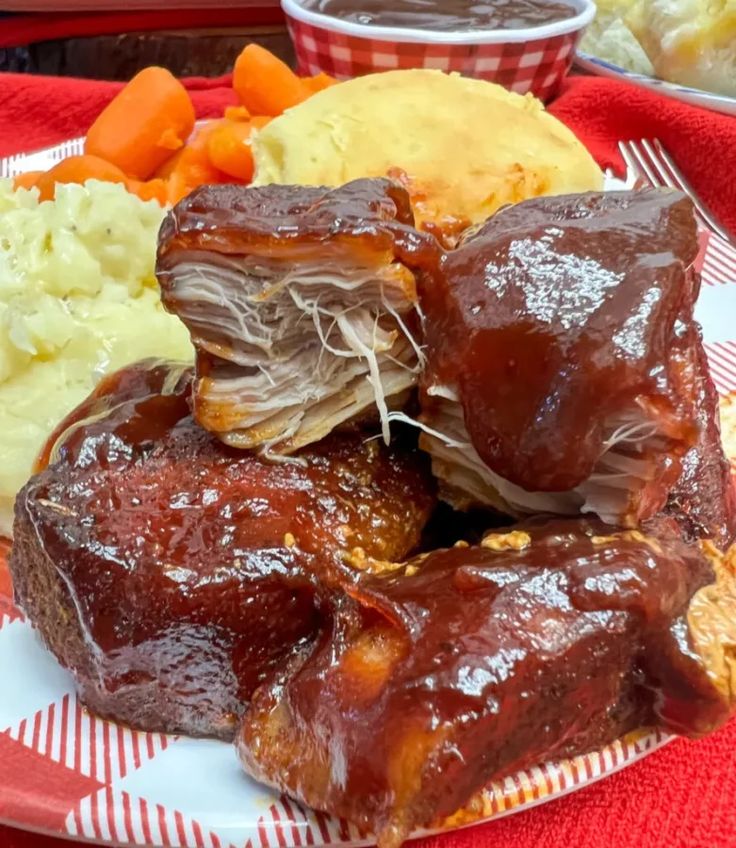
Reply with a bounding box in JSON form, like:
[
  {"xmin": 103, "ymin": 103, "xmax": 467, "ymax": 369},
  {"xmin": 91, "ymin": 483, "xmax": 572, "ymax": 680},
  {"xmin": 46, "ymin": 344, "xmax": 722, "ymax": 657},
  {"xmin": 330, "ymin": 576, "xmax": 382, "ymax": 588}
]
[
  {"xmin": 10, "ymin": 359, "xmax": 435, "ymax": 739},
  {"xmin": 157, "ymin": 179, "xmax": 440, "ymax": 456},
  {"xmin": 238, "ymin": 519, "xmax": 735, "ymax": 848},
  {"xmin": 418, "ymin": 189, "xmax": 718, "ymax": 528}
]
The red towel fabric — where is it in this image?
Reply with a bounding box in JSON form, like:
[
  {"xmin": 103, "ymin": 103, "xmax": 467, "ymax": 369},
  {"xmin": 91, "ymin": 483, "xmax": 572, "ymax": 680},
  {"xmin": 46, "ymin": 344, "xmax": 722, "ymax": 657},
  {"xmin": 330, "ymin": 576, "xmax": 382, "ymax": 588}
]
[
  {"xmin": 550, "ymin": 77, "xmax": 736, "ymax": 238},
  {"xmin": 0, "ymin": 72, "xmax": 734, "ymax": 236},
  {"xmin": 0, "ymin": 71, "xmax": 735, "ymax": 848}
]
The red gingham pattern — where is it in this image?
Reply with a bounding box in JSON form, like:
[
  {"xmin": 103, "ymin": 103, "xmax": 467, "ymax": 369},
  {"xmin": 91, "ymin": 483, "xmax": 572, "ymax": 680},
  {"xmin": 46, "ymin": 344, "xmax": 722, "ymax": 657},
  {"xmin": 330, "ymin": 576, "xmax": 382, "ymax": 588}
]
[{"xmin": 286, "ymin": 17, "xmax": 581, "ymax": 101}]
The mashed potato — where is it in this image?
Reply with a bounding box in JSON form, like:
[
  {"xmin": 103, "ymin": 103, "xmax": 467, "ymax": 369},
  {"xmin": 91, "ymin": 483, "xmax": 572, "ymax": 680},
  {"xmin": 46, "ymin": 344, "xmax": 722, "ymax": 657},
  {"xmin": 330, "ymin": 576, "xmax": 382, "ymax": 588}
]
[
  {"xmin": 0, "ymin": 179, "xmax": 192, "ymax": 536},
  {"xmin": 252, "ymin": 70, "xmax": 603, "ymax": 232}
]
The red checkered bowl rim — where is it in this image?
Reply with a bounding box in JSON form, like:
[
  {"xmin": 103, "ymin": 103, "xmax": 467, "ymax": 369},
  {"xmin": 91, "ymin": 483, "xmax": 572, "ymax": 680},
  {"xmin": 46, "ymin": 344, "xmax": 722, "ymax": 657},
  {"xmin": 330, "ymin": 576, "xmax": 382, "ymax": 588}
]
[{"xmin": 281, "ymin": 0, "xmax": 596, "ymax": 44}]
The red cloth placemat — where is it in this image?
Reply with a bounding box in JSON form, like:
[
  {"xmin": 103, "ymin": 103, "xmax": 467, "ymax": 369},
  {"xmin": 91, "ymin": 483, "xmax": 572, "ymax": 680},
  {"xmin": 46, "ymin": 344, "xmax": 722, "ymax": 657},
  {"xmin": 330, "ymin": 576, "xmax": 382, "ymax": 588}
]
[
  {"xmin": 1, "ymin": 72, "xmax": 735, "ymax": 848},
  {"xmin": 0, "ymin": 72, "xmax": 734, "ymax": 236}
]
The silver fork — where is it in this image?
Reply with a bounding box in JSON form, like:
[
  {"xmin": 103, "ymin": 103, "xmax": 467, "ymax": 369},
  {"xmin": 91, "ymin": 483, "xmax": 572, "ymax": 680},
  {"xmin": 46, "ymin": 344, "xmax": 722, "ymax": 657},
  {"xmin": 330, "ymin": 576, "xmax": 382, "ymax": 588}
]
[{"xmin": 618, "ymin": 138, "xmax": 734, "ymax": 245}]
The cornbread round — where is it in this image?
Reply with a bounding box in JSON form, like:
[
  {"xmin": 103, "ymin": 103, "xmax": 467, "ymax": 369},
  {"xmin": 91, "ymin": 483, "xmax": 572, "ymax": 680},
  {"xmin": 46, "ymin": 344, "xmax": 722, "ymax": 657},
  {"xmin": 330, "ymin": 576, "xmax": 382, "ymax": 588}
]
[{"xmin": 252, "ymin": 69, "xmax": 603, "ymax": 231}]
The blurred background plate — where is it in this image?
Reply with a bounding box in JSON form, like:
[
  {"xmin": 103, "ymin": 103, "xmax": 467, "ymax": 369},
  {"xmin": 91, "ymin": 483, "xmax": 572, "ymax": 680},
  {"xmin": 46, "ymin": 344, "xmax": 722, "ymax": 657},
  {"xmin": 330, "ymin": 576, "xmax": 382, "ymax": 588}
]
[{"xmin": 576, "ymin": 51, "xmax": 736, "ymax": 118}]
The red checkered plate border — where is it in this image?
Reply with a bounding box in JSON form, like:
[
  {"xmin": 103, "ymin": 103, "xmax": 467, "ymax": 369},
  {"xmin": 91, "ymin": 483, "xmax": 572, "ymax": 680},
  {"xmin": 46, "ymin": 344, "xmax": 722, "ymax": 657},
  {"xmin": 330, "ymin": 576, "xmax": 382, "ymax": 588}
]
[{"xmin": 2, "ymin": 141, "xmax": 736, "ymax": 848}]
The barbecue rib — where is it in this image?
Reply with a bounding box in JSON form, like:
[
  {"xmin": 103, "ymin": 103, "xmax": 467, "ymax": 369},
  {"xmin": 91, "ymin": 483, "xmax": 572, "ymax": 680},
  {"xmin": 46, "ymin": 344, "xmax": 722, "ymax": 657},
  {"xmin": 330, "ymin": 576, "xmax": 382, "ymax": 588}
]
[
  {"xmin": 157, "ymin": 179, "xmax": 439, "ymax": 456},
  {"xmin": 157, "ymin": 181, "xmax": 733, "ymax": 536},
  {"xmin": 663, "ymin": 336, "xmax": 736, "ymax": 548},
  {"xmin": 238, "ymin": 519, "xmax": 736, "ymax": 848},
  {"xmin": 10, "ymin": 359, "xmax": 435, "ymax": 739},
  {"xmin": 416, "ymin": 189, "xmax": 724, "ymax": 528}
]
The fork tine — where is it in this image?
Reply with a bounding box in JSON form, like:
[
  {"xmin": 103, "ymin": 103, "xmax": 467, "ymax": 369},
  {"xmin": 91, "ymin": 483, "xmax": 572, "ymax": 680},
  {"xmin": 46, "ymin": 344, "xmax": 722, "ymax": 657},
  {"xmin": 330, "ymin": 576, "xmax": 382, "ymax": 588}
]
[
  {"xmin": 641, "ymin": 139, "xmax": 678, "ymax": 190},
  {"xmin": 624, "ymin": 140, "xmax": 663, "ymax": 188},
  {"xmin": 618, "ymin": 141, "xmax": 650, "ymax": 187},
  {"xmin": 618, "ymin": 138, "xmax": 734, "ymax": 245},
  {"xmin": 609, "ymin": 151, "xmax": 637, "ymax": 190},
  {"xmin": 638, "ymin": 138, "xmax": 711, "ymax": 232},
  {"xmin": 652, "ymin": 139, "xmax": 733, "ymax": 243},
  {"xmin": 650, "ymin": 140, "xmax": 689, "ymax": 189},
  {"xmin": 653, "ymin": 139, "xmax": 701, "ymax": 197},
  {"xmin": 647, "ymin": 138, "xmax": 709, "ymax": 228}
]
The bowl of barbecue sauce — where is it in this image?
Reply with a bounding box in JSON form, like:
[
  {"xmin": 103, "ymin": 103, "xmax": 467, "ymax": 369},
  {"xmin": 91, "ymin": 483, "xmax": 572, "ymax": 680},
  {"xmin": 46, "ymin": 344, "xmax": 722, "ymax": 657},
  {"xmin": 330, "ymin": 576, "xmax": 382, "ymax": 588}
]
[{"xmin": 283, "ymin": 0, "xmax": 595, "ymax": 100}]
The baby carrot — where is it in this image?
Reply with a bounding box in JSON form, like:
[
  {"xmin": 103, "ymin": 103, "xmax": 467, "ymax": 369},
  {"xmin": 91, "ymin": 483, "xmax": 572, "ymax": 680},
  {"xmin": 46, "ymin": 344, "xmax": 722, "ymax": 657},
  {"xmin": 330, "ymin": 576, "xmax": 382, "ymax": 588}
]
[
  {"xmin": 13, "ymin": 170, "xmax": 43, "ymax": 191},
  {"xmin": 206, "ymin": 121, "xmax": 256, "ymax": 181},
  {"xmin": 156, "ymin": 121, "xmax": 227, "ymax": 187},
  {"xmin": 164, "ymin": 174, "xmax": 187, "ymax": 206},
  {"xmin": 85, "ymin": 66, "xmax": 196, "ymax": 180},
  {"xmin": 127, "ymin": 177, "xmax": 170, "ymax": 206},
  {"xmin": 233, "ymin": 44, "xmax": 309, "ymax": 116},
  {"xmin": 156, "ymin": 144, "xmax": 221, "ymax": 186},
  {"xmin": 302, "ymin": 72, "xmax": 338, "ymax": 94},
  {"xmin": 35, "ymin": 155, "xmax": 127, "ymax": 202},
  {"xmin": 156, "ymin": 121, "xmax": 230, "ymax": 203},
  {"xmin": 224, "ymin": 105, "xmax": 251, "ymax": 122}
]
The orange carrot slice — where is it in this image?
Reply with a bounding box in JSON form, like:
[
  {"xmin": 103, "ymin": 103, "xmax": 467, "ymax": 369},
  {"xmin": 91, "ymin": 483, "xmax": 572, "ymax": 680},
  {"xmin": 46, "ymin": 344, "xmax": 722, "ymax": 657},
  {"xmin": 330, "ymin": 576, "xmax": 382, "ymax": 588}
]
[
  {"xmin": 250, "ymin": 115, "xmax": 273, "ymax": 130},
  {"xmin": 85, "ymin": 66, "xmax": 196, "ymax": 180},
  {"xmin": 155, "ymin": 121, "xmax": 230, "ymax": 204},
  {"xmin": 127, "ymin": 177, "xmax": 170, "ymax": 205},
  {"xmin": 35, "ymin": 155, "xmax": 128, "ymax": 202},
  {"xmin": 206, "ymin": 122, "xmax": 257, "ymax": 181},
  {"xmin": 303, "ymin": 72, "xmax": 338, "ymax": 93},
  {"xmin": 233, "ymin": 44, "xmax": 309, "ymax": 116},
  {"xmin": 157, "ymin": 122, "xmax": 227, "ymax": 185},
  {"xmin": 224, "ymin": 105, "xmax": 252, "ymax": 121},
  {"xmin": 12, "ymin": 170, "xmax": 43, "ymax": 191}
]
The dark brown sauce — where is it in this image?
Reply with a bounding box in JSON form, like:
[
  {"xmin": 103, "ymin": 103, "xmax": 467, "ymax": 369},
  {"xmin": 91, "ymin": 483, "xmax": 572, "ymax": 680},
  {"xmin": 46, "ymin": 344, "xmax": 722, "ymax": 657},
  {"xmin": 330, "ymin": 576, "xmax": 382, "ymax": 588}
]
[
  {"xmin": 301, "ymin": 0, "xmax": 578, "ymax": 32},
  {"xmin": 14, "ymin": 359, "xmax": 435, "ymax": 739},
  {"xmin": 157, "ymin": 178, "xmax": 440, "ymax": 275},
  {"xmin": 238, "ymin": 518, "xmax": 728, "ymax": 845},
  {"xmin": 418, "ymin": 190, "xmax": 701, "ymax": 494}
]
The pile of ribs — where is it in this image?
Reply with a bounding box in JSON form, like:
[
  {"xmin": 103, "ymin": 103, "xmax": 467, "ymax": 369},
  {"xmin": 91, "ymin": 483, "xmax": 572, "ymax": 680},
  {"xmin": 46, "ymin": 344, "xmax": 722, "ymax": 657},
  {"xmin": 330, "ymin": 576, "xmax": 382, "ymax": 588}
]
[{"xmin": 10, "ymin": 178, "xmax": 736, "ymax": 848}]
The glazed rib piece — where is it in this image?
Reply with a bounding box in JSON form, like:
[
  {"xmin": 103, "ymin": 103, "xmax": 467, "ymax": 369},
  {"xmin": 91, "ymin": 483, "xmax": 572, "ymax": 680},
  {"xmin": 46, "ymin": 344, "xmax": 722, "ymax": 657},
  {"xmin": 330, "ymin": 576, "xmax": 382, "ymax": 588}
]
[
  {"xmin": 10, "ymin": 360, "xmax": 435, "ymax": 739},
  {"xmin": 157, "ymin": 179, "xmax": 439, "ymax": 456},
  {"xmin": 663, "ymin": 338, "xmax": 736, "ymax": 548},
  {"xmin": 237, "ymin": 519, "xmax": 736, "ymax": 848},
  {"xmin": 416, "ymin": 188, "xmax": 718, "ymax": 527},
  {"xmin": 157, "ymin": 182, "xmax": 733, "ymax": 534}
]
